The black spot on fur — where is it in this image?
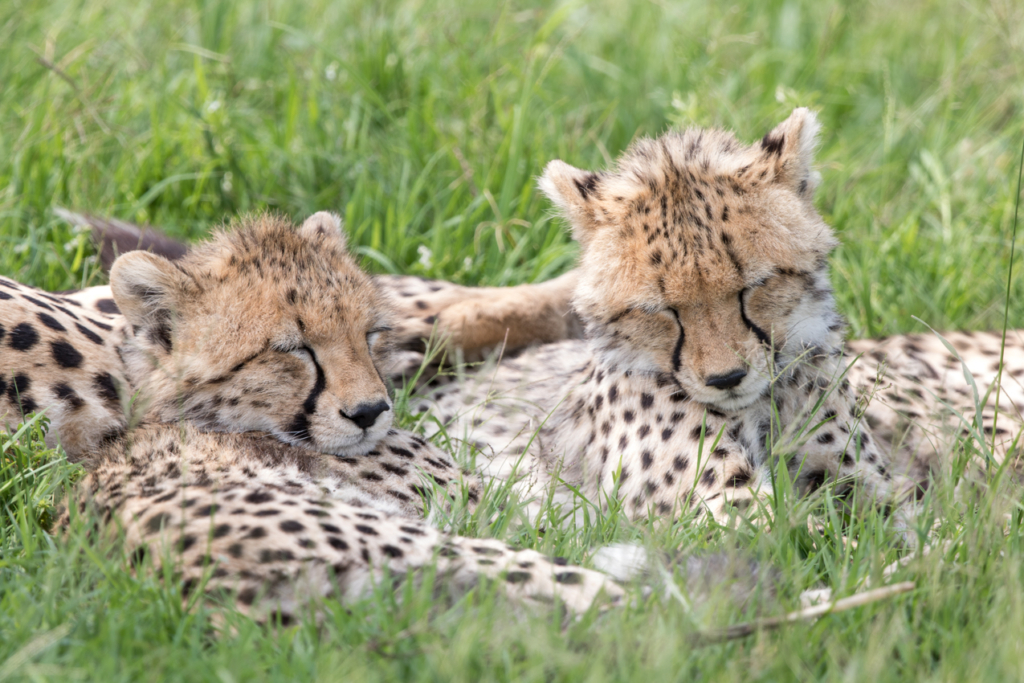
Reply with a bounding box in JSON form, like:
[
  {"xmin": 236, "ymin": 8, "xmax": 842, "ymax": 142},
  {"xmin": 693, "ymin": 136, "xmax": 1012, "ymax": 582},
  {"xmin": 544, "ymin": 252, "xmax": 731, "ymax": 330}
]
[
  {"xmin": 280, "ymin": 520, "xmax": 304, "ymax": 533},
  {"xmin": 244, "ymin": 490, "xmax": 274, "ymax": 504},
  {"xmin": 23, "ymin": 295, "xmax": 53, "ymax": 311},
  {"xmin": 388, "ymin": 446, "xmax": 415, "ymax": 459},
  {"xmin": 259, "ymin": 548, "xmax": 295, "ymax": 563},
  {"xmin": 36, "ymin": 312, "xmax": 65, "ymax": 332},
  {"xmin": 51, "ymin": 340, "xmax": 84, "ymax": 368},
  {"xmin": 93, "ymin": 372, "xmax": 120, "ymax": 408},
  {"xmin": 177, "ymin": 535, "xmax": 197, "ymax": 552},
  {"xmin": 9, "ymin": 322, "xmax": 39, "ymax": 351},
  {"xmin": 96, "ymin": 299, "xmax": 120, "ymax": 314},
  {"xmin": 145, "ymin": 512, "xmax": 174, "ymax": 533},
  {"xmin": 355, "ymin": 524, "xmax": 378, "ymax": 536},
  {"xmin": 87, "ymin": 317, "xmax": 112, "ymax": 331},
  {"xmin": 727, "ymin": 469, "xmax": 752, "ymax": 488},
  {"xmin": 54, "ymin": 383, "xmax": 85, "ymax": 409},
  {"xmin": 555, "ymin": 572, "xmax": 584, "ymax": 585},
  {"xmin": 328, "ymin": 536, "xmax": 349, "ymax": 550},
  {"xmin": 7, "ymin": 374, "xmax": 36, "ymax": 414},
  {"xmin": 381, "ymin": 545, "xmax": 404, "ymax": 558},
  {"xmin": 75, "ymin": 322, "xmax": 104, "ymax": 345},
  {"xmin": 505, "ymin": 571, "xmax": 531, "ymax": 584}
]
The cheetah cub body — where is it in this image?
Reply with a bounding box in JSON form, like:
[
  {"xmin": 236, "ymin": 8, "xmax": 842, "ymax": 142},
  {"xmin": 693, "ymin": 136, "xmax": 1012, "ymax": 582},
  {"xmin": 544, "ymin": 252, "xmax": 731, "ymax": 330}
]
[
  {"xmin": 425, "ymin": 109, "xmax": 911, "ymax": 522},
  {"xmin": 2, "ymin": 213, "xmax": 622, "ymax": 616}
]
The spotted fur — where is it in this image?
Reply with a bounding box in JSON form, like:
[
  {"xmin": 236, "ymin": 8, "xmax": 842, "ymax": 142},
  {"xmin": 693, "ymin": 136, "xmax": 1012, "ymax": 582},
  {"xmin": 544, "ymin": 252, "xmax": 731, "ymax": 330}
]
[
  {"xmin": 3, "ymin": 212, "xmax": 623, "ymax": 616},
  {"xmin": 420, "ymin": 109, "xmax": 990, "ymax": 523},
  {"xmin": 79, "ymin": 424, "xmax": 622, "ymax": 618}
]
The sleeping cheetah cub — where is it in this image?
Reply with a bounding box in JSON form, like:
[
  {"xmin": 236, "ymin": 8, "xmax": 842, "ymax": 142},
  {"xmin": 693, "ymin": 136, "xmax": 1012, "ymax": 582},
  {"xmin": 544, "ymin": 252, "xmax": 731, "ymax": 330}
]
[
  {"xmin": 423, "ymin": 109, "xmax": 928, "ymax": 523},
  {"xmin": 2, "ymin": 212, "xmax": 622, "ymax": 616}
]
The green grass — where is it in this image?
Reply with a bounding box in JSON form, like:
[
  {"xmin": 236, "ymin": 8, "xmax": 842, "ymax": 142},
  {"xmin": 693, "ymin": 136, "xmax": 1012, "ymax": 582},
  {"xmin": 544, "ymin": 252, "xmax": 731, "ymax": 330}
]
[{"xmin": 2, "ymin": 0, "xmax": 1024, "ymax": 679}]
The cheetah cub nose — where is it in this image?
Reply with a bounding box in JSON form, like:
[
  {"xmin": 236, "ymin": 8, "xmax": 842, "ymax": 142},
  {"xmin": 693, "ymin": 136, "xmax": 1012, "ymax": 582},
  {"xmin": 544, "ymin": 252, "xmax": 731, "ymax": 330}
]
[
  {"xmin": 342, "ymin": 401, "xmax": 391, "ymax": 430},
  {"xmin": 705, "ymin": 369, "xmax": 747, "ymax": 390}
]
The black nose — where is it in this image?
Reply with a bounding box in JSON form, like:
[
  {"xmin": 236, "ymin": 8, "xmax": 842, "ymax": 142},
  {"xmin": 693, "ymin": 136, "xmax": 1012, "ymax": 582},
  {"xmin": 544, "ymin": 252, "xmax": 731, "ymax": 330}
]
[
  {"xmin": 342, "ymin": 400, "xmax": 390, "ymax": 430},
  {"xmin": 705, "ymin": 369, "xmax": 747, "ymax": 390}
]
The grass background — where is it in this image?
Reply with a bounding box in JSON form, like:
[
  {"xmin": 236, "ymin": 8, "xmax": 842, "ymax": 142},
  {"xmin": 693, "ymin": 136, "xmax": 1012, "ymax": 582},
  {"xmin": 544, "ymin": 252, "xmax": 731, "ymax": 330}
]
[{"xmin": 2, "ymin": 0, "xmax": 1024, "ymax": 680}]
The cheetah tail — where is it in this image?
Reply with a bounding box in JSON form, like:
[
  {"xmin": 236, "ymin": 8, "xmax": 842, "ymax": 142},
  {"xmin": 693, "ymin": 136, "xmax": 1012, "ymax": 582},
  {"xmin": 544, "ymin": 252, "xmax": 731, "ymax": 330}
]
[{"xmin": 54, "ymin": 208, "xmax": 188, "ymax": 272}]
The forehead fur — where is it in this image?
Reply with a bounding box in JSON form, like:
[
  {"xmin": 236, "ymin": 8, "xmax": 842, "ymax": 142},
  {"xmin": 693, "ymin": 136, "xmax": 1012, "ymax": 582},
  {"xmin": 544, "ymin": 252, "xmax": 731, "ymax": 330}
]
[
  {"xmin": 176, "ymin": 214, "xmax": 389, "ymax": 341},
  {"xmin": 542, "ymin": 108, "xmax": 837, "ymax": 311}
]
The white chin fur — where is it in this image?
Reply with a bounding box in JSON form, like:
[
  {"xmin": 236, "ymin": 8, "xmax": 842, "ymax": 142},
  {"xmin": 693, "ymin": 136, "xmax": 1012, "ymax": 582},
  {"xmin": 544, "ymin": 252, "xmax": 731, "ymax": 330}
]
[
  {"xmin": 689, "ymin": 377, "xmax": 770, "ymax": 412},
  {"xmin": 274, "ymin": 424, "xmax": 390, "ymax": 457},
  {"xmin": 325, "ymin": 435, "xmax": 385, "ymax": 457}
]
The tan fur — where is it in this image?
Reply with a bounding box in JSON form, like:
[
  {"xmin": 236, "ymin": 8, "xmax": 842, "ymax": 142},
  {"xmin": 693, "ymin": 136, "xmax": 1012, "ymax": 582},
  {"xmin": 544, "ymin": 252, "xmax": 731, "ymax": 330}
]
[
  {"xmin": 421, "ymin": 110, "xmax": 914, "ymax": 523},
  {"xmin": 4, "ymin": 213, "xmax": 623, "ymax": 616},
  {"xmin": 78, "ymin": 424, "xmax": 621, "ymax": 618},
  {"xmin": 110, "ymin": 211, "xmax": 396, "ymax": 458}
]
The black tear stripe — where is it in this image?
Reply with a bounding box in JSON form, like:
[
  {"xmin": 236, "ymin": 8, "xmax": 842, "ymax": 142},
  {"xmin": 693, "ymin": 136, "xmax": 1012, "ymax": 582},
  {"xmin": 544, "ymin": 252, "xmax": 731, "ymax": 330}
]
[
  {"xmin": 669, "ymin": 308, "xmax": 685, "ymax": 372},
  {"xmin": 739, "ymin": 289, "xmax": 771, "ymax": 346},
  {"xmin": 301, "ymin": 346, "xmax": 327, "ymax": 415},
  {"xmin": 283, "ymin": 346, "xmax": 326, "ymax": 443}
]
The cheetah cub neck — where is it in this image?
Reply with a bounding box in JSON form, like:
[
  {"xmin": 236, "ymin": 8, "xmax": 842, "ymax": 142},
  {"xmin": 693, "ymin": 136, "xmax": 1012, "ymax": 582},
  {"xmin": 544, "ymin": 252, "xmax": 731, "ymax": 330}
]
[
  {"xmin": 540, "ymin": 107, "xmax": 845, "ymax": 411},
  {"xmin": 110, "ymin": 212, "xmax": 398, "ymax": 457}
]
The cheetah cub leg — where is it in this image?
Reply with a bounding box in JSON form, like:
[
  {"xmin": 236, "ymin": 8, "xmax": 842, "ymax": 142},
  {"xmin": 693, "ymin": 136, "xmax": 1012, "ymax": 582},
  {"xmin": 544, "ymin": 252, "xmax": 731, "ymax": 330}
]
[
  {"xmin": 380, "ymin": 270, "xmax": 582, "ymax": 365},
  {"xmin": 107, "ymin": 484, "xmax": 623, "ymax": 619}
]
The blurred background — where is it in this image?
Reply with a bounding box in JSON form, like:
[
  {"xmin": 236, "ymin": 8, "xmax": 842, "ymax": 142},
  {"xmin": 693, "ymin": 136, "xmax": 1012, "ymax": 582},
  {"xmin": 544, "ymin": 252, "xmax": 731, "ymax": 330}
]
[{"xmin": 2, "ymin": 0, "xmax": 1022, "ymax": 336}]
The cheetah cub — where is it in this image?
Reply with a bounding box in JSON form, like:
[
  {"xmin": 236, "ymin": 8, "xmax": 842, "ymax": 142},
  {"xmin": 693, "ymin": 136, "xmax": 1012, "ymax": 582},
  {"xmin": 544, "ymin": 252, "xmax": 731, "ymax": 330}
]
[
  {"xmin": 424, "ymin": 109, "xmax": 907, "ymax": 523},
  {"xmin": 2, "ymin": 213, "xmax": 622, "ymax": 617}
]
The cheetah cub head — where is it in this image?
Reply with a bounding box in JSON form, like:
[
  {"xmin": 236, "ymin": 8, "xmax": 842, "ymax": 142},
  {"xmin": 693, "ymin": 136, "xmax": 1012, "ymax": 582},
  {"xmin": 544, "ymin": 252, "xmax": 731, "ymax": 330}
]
[
  {"xmin": 540, "ymin": 108, "xmax": 843, "ymax": 411},
  {"xmin": 110, "ymin": 212, "xmax": 396, "ymax": 455}
]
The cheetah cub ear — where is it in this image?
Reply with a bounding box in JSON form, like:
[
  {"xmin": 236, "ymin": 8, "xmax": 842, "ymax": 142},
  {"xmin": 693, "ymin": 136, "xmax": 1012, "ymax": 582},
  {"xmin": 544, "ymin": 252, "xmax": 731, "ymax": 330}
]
[
  {"xmin": 538, "ymin": 160, "xmax": 604, "ymax": 244},
  {"xmin": 298, "ymin": 211, "xmax": 346, "ymax": 247},
  {"xmin": 110, "ymin": 251, "xmax": 195, "ymax": 351},
  {"xmin": 759, "ymin": 107, "xmax": 822, "ymax": 199}
]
